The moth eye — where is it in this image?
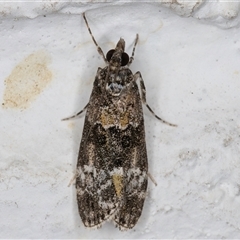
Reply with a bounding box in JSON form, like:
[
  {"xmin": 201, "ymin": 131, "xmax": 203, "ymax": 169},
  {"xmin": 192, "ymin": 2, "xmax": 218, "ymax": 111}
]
[
  {"xmin": 121, "ymin": 135, "xmax": 131, "ymax": 148},
  {"xmin": 121, "ymin": 52, "xmax": 129, "ymax": 66},
  {"xmin": 106, "ymin": 49, "xmax": 115, "ymax": 62}
]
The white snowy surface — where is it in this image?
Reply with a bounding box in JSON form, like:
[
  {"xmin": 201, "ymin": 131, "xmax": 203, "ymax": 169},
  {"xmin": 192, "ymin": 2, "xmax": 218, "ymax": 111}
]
[{"xmin": 1, "ymin": 1, "xmax": 240, "ymax": 239}]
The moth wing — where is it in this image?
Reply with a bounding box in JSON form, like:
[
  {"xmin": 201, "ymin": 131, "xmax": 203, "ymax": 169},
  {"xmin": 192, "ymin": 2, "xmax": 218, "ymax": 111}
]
[
  {"xmin": 111, "ymin": 80, "xmax": 148, "ymax": 230},
  {"xmin": 76, "ymin": 69, "xmax": 119, "ymax": 228},
  {"xmin": 76, "ymin": 123, "xmax": 120, "ymax": 228},
  {"xmin": 113, "ymin": 128, "xmax": 148, "ymax": 230}
]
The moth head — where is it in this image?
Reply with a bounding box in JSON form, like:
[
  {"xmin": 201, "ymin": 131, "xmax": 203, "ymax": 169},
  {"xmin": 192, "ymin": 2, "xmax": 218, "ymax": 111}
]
[{"xmin": 106, "ymin": 38, "xmax": 129, "ymax": 69}]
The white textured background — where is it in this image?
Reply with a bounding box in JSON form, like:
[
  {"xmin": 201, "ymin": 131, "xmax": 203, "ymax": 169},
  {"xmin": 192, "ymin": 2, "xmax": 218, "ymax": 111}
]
[{"xmin": 1, "ymin": 1, "xmax": 240, "ymax": 238}]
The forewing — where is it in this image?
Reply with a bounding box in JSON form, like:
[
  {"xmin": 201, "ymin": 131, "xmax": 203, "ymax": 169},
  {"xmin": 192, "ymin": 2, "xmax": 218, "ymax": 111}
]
[
  {"xmin": 113, "ymin": 119, "xmax": 148, "ymax": 230},
  {"xmin": 76, "ymin": 68, "xmax": 119, "ymax": 228},
  {"xmin": 76, "ymin": 126, "xmax": 119, "ymax": 228}
]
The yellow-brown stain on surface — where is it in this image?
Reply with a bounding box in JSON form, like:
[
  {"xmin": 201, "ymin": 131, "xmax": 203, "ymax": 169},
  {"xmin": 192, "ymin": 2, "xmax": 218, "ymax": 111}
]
[
  {"xmin": 2, "ymin": 51, "xmax": 52, "ymax": 109},
  {"xmin": 113, "ymin": 174, "xmax": 123, "ymax": 197}
]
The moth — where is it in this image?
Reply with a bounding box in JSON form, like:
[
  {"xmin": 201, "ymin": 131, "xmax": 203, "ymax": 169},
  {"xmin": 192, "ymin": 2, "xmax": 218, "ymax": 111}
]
[{"xmin": 63, "ymin": 12, "xmax": 176, "ymax": 230}]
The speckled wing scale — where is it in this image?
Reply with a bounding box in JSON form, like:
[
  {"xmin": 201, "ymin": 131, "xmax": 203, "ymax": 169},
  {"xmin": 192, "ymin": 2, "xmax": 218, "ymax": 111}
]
[{"xmin": 63, "ymin": 12, "xmax": 176, "ymax": 230}]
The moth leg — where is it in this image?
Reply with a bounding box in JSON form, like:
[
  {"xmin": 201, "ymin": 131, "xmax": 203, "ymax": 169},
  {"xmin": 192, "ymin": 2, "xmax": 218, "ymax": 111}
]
[
  {"xmin": 134, "ymin": 71, "xmax": 177, "ymax": 127},
  {"xmin": 68, "ymin": 173, "xmax": 77, "ymax": 187},
  {"xmin": 83, "ymin": 12, "xmax": 108, "ymax": 64},
  {"xmin": 128, "ymin": 34, "xmax": 139, "ymax": 66},
  {"xmin": 148, "ymin": 172, "xmax": 157, "ymax": 186},
  {"xmin": 62, "ymin": 103, "xmax": 88, "ymax": 121}
]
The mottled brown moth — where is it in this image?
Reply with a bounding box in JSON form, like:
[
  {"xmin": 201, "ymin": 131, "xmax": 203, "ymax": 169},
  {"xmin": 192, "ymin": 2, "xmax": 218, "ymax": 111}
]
[{"xmin": 63, "ymin": 12, "xmax": 176, "ymax": 230}]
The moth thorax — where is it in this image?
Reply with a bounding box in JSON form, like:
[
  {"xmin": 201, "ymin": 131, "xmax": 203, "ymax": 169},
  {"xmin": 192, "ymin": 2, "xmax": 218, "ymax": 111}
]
[
  {"xmin": 107, "ymin": 82, "xmax": 124, "ymax": 96},
  {"xmin": 106, "ymin": 75, "xmax": 125, "ymax": 96}
]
